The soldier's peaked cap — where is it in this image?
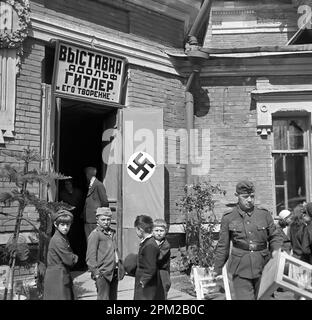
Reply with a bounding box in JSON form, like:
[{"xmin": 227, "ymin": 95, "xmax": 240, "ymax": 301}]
[{"xmin": 236, "ymin": 180, "xmax": 255, "ymax": 195}]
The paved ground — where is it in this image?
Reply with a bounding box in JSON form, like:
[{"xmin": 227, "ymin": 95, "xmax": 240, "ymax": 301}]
[
  {"xmin": 71, "ymin": 271, "xmax": 196, "ymax": 300},
  {"xmin": 71, "ymin": 271, "xmax": 301, "ymax": 300}
]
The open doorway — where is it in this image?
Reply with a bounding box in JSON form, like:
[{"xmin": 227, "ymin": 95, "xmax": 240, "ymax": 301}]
[{"xmin": 58, "ymin": 99, "xmax": 117, "ymax": 270}]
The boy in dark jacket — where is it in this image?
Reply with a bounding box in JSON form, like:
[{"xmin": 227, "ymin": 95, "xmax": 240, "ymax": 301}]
[
  {"xmin": 153, "ymin": 219, "xmax": 171, "ymax": 300},
  {"xmin": 134, "ymin": 215, "xmax": 161, "ymax": 300},
  {"xmin": 43, "ymin": 210, "xmax": 78, "ymax": 300}
]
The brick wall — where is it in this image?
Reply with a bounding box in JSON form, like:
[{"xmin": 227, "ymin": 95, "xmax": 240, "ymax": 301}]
[
  {"xmin": 0, "ymin": 39, "xmax": 44, "ymax": 236},
  {"xmin": 211, "ymin": 32, "xmax": 295, "ymax": 48},
  {"xmin": 30, "ymin": 0, "xmax": 184, "ymax": 48},
  {"xmin": 127, "ymin": 66, "xmax": 186, "ymax": 223},
  {"xmin": 196, "ymin": 76, "xmax": 274, "ymax": 218},
  {"xmin": 195, "ymin": 74, "xmax": 312, "ymax": 219}
]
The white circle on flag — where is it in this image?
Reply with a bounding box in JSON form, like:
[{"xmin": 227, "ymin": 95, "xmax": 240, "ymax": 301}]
[{"xmin": 126, "ymin": 151, "xmax": 156, "ymax": 182}]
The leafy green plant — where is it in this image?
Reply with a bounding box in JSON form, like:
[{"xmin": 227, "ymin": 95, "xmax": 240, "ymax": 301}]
[
  {"xmin": 176, "ymin": 180, "xmax": 226, "ymax": 272},
  {"xmin": 0, "ymin": 147, "xmax": 72, "ymax": 299}
]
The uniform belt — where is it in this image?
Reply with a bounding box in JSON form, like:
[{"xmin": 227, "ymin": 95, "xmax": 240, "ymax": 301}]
[{"xmin": 233, "ymin": 243, "xmax": 267, "ymax": 251}]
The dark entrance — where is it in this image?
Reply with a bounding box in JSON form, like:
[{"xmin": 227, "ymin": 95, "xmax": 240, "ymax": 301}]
[{"xmin": 58, "ymin": 99, "xmax": 116, "ymax": 270}]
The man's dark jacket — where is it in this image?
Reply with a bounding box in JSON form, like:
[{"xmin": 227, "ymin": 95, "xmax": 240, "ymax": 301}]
[
  {"xmin": 214, "ymin": 205, "xmax": 283, "ymax": 279},
  {"xmin": 83, "ymin": 178, "xmax": 108, "ymax": 224}
]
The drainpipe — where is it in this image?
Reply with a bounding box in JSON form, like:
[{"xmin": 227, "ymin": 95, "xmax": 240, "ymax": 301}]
[
  {"xmin": 185, "ymin": 70, "xmax": 198, "ymax": 186},
  {"xmin": 187, "ymin": 0, "xmax": 213, "ymax": 46},
  {"xmin": 185, "ymin": 0, "xmax": 212, "ymax": 186}
]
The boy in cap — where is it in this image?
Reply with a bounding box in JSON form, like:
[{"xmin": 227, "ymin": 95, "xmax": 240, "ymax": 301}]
[
  {"xmin": 43, "ymin": 209, "xmax": 78, "ymax": 300},
  {"xmin": 153, "ymin": 219, "xmax": 171, "ymax": 300},
  {"xmin": 86, "ymin": 207, "xmax": 124, "ymax": 300},
  {"xmin": 214, "ymin": 180, "xmax": 283, "ymax": 300}
]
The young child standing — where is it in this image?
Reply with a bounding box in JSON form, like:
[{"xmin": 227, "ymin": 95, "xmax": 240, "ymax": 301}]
[
  {"xmin": 43, "ymin": 209, "xmax": 78, "ymax": 300},
  {"xmin": 86, "ymin": 207, "xmax": 124, "ymax": 300},
  {"xmin": 133, "ymin": 215, "xmax": 160, "ymax": 300},
  {"xmin": 153, "ymin": 219, "xmax": 171, "ymax": 300},
  {"xmin": 276, "ymin": 209, "xmax": 293, "ymax": 254}
]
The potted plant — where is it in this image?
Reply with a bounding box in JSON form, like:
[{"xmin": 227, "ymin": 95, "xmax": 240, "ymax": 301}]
[{"xmin": 176, "ymin": 180, "xmax": 226, "ymax": 299}]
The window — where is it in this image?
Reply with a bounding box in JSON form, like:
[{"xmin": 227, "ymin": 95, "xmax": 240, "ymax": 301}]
[{"xmin": 272, "ymin": 117, "xmax": 309, "ymax": 214}]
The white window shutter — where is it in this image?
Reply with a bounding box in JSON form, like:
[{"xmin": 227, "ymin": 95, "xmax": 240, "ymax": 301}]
[{"xmin": 0, "ymin": 49, "xmax": 17, "ymax": 143}]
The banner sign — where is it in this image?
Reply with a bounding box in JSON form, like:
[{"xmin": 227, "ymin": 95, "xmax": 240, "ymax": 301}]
[{"xmin": 53, "ymin": 42, "xmax": 126, "ymax": 104}]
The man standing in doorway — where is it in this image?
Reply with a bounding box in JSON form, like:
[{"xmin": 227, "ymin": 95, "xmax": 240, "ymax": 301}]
[
  {"xmin": 213, "ymin": 180, "xmax": 283, "ymax": 300},
  {"xmin": 82, "ymin": 167, "xmax": 109, "ymax": 242}
]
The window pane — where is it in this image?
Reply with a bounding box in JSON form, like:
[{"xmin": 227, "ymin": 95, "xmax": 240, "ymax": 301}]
[
  {"xmin": 274, "ymin": 155, "xmax": 284, "ymax": 186},
  {"xmin": 273, "ymin": 119, "xmax": 288, "ymax": 150},
  {"xmin": 289, "ymin": 120, "xmax": 304, "ymax": 150},
  {"xmin": 276, "ymin": 187, "xmax": 285, "ymax": 213},
  {"xmin": 286, "ymin": 155, "xmax": 306, "ymax": 210}
]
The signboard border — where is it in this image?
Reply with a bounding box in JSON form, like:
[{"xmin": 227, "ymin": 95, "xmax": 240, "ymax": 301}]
[{"xmin": 51, "ymin": 40, "xmax": 127, "ymax": 107}]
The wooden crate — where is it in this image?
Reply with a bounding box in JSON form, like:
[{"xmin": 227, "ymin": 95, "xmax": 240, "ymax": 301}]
[
  {"xmin": 191, "ymin": 267, "xmax": 223, "ymax": 300},
  {"xmin": 191, "ymin": 265, "xmax": 232, "ymax": 300},
  {"xmin": 258, "ymin": 250, "xmax": 312, "ymax": 300}
]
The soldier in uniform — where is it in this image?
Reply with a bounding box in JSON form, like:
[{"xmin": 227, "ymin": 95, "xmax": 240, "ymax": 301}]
[{"xmin": 213, "ymin": 180, "xmax": 283, "ymax": 300}]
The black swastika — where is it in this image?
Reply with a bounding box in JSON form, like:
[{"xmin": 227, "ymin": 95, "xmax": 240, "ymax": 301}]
[{"xmin": 128, "ymin": 152, "xmax": 155, "ymax": 181}]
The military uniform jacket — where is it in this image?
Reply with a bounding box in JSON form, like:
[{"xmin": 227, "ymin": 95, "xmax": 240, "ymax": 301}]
[{"xmin": 214, "ymin": 205, "xmax": 283, "ymax": 279}]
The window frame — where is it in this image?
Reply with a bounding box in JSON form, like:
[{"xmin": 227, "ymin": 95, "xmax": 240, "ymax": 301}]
[{"xmin": 272, "ymin": 115, "xmax": 311, "ymax": 215}]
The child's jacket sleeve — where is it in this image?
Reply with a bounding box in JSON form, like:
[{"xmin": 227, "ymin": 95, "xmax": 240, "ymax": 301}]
[
  {"xmin": 140, "ymin": 243, "xmax": 159, "ymax": 286},
  {"xmin": 53, "ymin": 236, "xmax": 78, "ymax": 267}
]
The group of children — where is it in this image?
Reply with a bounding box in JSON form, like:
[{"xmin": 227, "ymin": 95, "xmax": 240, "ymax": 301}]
[
  {"xmin": 131, "ymin": 215, "xmax": 171, "ymax": 300},
  {"xmin": 43, "ymin": 209, "xmax": 171, "ymax": 300}
]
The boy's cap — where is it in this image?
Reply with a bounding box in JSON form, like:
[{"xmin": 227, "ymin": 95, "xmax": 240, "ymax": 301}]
[
  {"xmin": 278, "ymin": 209, "xmax": 291, "ymax": 220},
  {"xmin": 236, "ymin": 180, "xmax": 255, "ymax": 194},
  {"xmin": 51, "ymin": 209, "xmax": 73, "ymax": 222},
  {"xmin": 124, "ymin": 253, "xmax": 137, "ymax": 277},
  {"xmin": 96, "ymin": 207, "xmax": 112, "ymax": 217}
]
